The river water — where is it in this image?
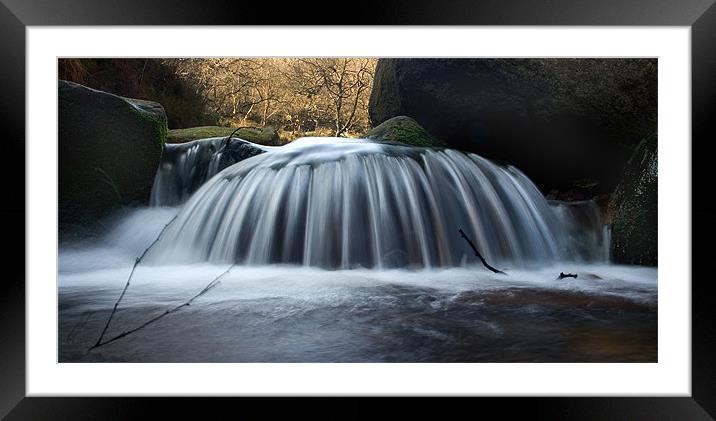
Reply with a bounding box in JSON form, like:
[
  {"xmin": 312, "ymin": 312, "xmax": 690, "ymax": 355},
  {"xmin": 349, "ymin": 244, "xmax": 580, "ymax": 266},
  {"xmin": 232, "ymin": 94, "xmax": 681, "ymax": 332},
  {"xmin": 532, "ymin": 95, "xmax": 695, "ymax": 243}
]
[{"xmin": 58, "ymin": 138, "xmax": 657, "ymax": 362}]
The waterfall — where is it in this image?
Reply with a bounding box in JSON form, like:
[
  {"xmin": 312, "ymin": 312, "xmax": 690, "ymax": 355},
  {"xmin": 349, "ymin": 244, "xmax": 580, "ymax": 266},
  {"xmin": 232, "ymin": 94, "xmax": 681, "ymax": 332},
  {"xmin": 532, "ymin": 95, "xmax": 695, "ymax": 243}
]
[
  {"xmin": 146, "ymin": 137, "xmax": 608, "ymax": 269},
  {"xmin": 549, "ymin": 200, "xmax": 611, "ymax": 262},
  {"xmin": 150, "ymin": 137, "xmax": 268, "ymax": 206}
]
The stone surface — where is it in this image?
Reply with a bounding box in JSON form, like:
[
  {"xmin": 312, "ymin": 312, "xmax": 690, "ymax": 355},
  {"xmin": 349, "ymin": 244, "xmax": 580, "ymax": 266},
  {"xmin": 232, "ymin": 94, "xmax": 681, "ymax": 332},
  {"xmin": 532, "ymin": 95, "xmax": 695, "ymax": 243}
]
[
  {"xmin": 610, "ymin": 134, "xmax": 658, "ymax": 266},
  {"xmin": 364, "ymin": 116, "xmax": 443, "ymax": 147},
  {"xmin": 368, "ymin": 58, "xmax": 657, "ymax": 194},
  {"xmin": 167, "ymin": 126, "xmax": 281, "ymax": 146},
  {"xmin": 59, "ymin": 80, "xmax": 167, "ymax": 238}
]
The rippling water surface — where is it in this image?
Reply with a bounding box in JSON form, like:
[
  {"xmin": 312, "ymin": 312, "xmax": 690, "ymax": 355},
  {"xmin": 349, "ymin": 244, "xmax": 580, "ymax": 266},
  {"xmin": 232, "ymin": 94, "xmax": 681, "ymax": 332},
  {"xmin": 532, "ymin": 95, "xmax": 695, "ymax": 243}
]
[{"xmin": 59, "ymin": 216, "xmax": 656, "ymax": 362}]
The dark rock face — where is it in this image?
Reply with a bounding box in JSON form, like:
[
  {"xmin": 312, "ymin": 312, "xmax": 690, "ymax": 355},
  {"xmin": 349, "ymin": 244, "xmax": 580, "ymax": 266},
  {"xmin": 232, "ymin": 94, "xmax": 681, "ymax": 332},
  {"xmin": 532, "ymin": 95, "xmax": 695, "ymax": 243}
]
[
  {"xmin": 364, "ymin": 116, "xmax": 443, "ymax": 147},
  {"xmin": 610, "ymin": 135, "xmax": 657, "ymax": 266},
  {"xmin": 59, "ymin": 80, "xmax": 167, "ymax": 238},
  {"xmin": 368, "ymin": 58, "xmax": 657, "ymax": 194},
  {"xmin": 150, "ymin": 137, "xmax": 266, "ymax": 207},
  {"xmin": 217, "ymin": 138, "xmax": 266, "ymax": 168}
]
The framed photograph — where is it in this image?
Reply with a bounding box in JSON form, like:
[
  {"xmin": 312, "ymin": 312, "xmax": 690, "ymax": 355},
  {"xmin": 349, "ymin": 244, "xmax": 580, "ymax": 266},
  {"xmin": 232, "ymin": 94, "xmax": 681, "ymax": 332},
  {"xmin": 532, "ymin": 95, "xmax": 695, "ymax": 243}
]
[{"xmin": 2, "ymin": 0, "xmax": 714, "ymax": 418}]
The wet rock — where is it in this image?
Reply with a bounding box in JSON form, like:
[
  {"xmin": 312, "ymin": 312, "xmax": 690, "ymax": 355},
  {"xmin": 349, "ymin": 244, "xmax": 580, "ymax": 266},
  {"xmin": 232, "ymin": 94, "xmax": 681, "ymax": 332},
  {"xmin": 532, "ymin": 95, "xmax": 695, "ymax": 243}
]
[{"xmin": 610, "ymin": 134, "xmax": 658, "ymax": 266}]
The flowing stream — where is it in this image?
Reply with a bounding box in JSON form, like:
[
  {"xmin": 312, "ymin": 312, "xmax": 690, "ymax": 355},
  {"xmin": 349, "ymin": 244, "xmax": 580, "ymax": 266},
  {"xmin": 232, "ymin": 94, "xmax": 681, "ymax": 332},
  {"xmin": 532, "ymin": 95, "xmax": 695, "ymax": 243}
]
[{"xmin": 59, "ymin": 137, "xmax": 656, "ymax": 362}]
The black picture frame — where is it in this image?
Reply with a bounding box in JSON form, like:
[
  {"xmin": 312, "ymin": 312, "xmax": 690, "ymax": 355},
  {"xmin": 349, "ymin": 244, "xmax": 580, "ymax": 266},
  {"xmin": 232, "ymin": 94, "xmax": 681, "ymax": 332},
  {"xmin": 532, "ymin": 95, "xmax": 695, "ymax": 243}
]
[{"xmin": 1, "ymin": 0, "xmax": 714, "ymax": 419}]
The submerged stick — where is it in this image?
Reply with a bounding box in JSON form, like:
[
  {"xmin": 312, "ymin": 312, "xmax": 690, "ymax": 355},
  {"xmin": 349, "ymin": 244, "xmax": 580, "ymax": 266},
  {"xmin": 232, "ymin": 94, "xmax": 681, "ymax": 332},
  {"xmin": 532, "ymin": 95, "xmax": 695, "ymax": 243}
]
[
  {"xmin": 93, "ymin": 214, "xmax": 178, "ymax": 348},
  {"xmin": 458, "ymin": 228, "xmax": 506, "ymax": 275},
  {"xmin": 557, "ymin": 272, "xmax": 578, "ymax": 280},
  {"xmin": 89, "ymin": 264, "xmax": 234, "ymax": 351}
]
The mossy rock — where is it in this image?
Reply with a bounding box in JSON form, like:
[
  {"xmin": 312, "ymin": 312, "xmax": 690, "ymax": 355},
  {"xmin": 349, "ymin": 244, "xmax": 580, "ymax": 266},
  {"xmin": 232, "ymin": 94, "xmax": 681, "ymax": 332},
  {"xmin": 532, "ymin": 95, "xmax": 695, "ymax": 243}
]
[
  {"xmin": 59, "ymin": 80, "xmax": 167, "ymax": 238},
  {"xmin": 167, "ymin": 126, "xmax": 281, "ymax": 146},
  {"xmin": 610, "ymin": 134, "xmax": 657, "ymax": 266},
  {"xmin": 128, "ymin": 98, "xmax": 168, "ymax": 146},
  {"xmin": 364, "ymin": 116, "xmax": 443, "ymax": 147}
]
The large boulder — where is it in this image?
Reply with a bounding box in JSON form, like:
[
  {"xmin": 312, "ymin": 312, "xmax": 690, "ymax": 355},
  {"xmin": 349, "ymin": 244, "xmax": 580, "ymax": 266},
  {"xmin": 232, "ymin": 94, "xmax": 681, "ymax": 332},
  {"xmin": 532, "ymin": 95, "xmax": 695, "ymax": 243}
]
[
  {"xmin": 368, "ymin": 58, "xmax": 657, "ymax": 194},
  {"xmin": 59, "ymin": 80, "xmax": 167, "ymax": 238},
  {"xmin": 364, "ymin": 116, "xmax": 443, "ymax": 147},
  {"xmin": 609, "ymin": 134, "xmax": 658, "ymax": 266}
]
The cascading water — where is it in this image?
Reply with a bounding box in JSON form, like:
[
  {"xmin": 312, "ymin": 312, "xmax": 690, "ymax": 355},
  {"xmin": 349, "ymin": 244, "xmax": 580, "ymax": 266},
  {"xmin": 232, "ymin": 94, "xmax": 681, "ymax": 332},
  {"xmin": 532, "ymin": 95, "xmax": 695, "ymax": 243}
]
[
  {"xmin": 150, "ymin": 137, "xmax": 268, "ymax": 206},
  {"xmin": 550, "ymin": 200, "xmax": 611, "ymax": 262},
  {"xmin": 60, "ymin": 136, "xmax": 656, "ymax": 363},
  {"xmin": 146, "ymin": 137, "xmax": 607, "ymax": 269}
]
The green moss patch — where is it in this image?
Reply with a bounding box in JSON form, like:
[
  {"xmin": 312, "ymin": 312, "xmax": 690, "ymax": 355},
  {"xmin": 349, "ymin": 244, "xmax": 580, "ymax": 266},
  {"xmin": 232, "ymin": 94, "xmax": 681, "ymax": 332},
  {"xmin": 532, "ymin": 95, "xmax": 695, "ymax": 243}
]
[
  {"xmin": 129, "ymin": 105, "xmax": 168, "ymax": 147},
  {"xmin": 167, "ymin": 126, "xmax": 281, "ymax": 146},
  {"xmin": 364, "ymin": 116, "xmax": 443, "ymax": 147}
]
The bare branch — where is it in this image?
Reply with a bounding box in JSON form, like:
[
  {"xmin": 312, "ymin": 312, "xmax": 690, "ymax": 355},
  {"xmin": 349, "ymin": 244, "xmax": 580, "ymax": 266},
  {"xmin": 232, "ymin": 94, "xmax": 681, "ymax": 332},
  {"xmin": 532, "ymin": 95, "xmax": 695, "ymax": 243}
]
[
  {"xmin": 93, "ymin": 215, "xmax": 178, "ymax": 348},
  {"xmin": 89, "ymin": 264, "xmax": 234, "ymax": 350}
]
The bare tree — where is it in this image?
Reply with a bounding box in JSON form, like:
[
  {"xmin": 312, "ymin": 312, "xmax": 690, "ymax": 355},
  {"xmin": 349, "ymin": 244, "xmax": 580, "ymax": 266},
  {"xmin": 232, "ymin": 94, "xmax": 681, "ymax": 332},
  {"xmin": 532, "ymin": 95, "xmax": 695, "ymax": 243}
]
[
  {"xmin": 163, "ymin": 58, "xmax": 377, "ymax": 137},
  {"xmin": 290, "ymin": 58, "xmax": 374, "ymax": 136}
]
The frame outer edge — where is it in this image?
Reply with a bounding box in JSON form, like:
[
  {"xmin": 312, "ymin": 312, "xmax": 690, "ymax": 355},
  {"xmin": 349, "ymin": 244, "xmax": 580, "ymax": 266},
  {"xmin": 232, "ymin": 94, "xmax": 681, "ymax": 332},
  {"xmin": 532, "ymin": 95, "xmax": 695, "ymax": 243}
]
[
  {"xmin": 1, "ymin": 0, "xmax": 714, "ymax": 418},
  {"xmin": 0, "ymin": 0, "xmax": 716, "ymax": 25},
  {"xmin": 692, "ymin": 1, "xmax": 716, "ymax": 418},
  {"xmin": 0, "ymin": 0, "xmax": 26, "ymax": 419}
]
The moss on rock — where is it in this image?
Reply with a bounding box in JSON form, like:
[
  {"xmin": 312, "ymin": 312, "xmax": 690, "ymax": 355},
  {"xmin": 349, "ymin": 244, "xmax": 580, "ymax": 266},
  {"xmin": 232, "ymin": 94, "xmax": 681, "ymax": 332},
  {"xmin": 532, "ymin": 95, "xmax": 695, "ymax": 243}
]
[
  {"xmin": 364, "ymin": 116, "xmax": 443, "ymax": 147},
  {"xmin": 128, "ymin": 100, "xmax": 168, "ymax": 147},
  {"xmin": 167, "ymin": 126, "xmax": 281, "ymax": 146}
]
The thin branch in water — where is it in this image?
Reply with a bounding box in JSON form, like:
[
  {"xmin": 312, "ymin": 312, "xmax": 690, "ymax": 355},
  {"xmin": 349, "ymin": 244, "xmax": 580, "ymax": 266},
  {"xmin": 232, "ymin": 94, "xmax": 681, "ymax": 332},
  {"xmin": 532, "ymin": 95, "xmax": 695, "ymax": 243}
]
[
  {"xmin": 89, "ymin": 264, "xmax": 234, "ymax": 351},
  {"xmin": 458, "ymin": 228, "xmax": 507, "ymax": 275},
  {"xmin": 93, "ymin": 214, "xmax": 178, "ymax": 348}
]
